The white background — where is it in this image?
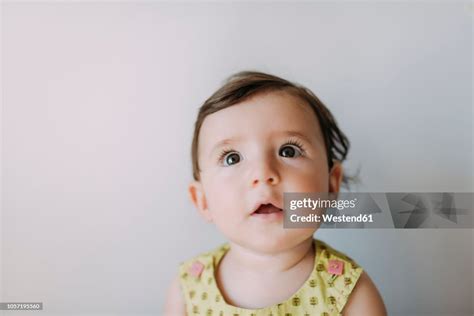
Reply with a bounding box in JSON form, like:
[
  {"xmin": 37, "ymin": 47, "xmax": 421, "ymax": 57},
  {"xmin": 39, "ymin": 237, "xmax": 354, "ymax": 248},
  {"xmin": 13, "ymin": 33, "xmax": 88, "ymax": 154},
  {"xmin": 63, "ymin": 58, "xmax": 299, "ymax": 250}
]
[{"xmin": 1, "ymin": 2, "xmax": 473, "ymax": 315}]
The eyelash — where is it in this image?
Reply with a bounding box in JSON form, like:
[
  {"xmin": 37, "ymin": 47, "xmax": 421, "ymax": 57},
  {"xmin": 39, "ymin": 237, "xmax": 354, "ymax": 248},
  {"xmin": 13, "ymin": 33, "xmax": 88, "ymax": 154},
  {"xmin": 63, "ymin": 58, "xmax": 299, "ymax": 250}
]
[
  {"xmin": 217, "ymin": 147, "xmax": 235, "ymax": 164},
  {"xmin": 284, "ymin": 139, "xmax": 306, "ymax": 153},
  {"xmin": 217, "ymin": 138, "xmax": 306, "ymax": 164}
]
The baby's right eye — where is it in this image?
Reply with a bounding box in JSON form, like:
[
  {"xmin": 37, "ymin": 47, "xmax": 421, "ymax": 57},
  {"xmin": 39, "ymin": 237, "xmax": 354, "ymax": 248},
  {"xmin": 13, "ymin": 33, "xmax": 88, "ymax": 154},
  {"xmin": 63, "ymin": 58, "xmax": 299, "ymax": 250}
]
[{"xmin": 221, "ymin": 152, "xmax": 241, "ymax": 166}]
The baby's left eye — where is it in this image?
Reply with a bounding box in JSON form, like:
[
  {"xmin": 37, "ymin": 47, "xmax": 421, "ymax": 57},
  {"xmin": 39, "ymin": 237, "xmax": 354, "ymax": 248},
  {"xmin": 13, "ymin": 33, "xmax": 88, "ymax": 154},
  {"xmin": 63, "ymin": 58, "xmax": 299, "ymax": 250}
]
[{"xmin": 279, "ymin": 145, "xmax": 303, "ymax": 158}]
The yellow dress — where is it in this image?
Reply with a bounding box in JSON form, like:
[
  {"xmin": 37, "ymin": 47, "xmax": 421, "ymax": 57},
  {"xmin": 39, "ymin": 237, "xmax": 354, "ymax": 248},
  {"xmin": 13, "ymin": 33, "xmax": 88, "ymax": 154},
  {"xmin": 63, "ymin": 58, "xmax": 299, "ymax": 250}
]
[{"xmin": 178, "ymin": 239, "xmax": 363, "ymax": 316}]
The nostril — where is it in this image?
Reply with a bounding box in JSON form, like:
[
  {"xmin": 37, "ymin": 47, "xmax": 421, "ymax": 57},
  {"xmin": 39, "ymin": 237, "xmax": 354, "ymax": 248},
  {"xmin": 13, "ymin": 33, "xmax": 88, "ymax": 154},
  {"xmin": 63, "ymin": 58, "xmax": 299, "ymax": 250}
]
[{"xmin": 252, "ymin": 176, "xmax": 278, "ymax": 187}]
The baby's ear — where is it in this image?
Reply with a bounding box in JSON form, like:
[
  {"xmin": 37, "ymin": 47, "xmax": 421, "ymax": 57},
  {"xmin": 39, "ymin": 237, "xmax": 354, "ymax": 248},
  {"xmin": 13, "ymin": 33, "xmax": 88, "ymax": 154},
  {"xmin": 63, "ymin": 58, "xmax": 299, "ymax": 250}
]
[
  {"xmin": 188, "ymin": 181, "xmax": 213, "ymax": 223},
  {"xmin": 329, "ymin": 161, "xmax": 343, "ymax": 193}
]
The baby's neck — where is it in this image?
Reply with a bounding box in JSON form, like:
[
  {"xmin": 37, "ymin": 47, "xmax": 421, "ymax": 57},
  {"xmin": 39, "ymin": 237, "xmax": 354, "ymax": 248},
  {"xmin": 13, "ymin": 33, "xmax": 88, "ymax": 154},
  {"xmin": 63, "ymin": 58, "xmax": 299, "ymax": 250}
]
[{"xmin": 225, "ymin": 237, "xmax": 314, "ymax": 275}]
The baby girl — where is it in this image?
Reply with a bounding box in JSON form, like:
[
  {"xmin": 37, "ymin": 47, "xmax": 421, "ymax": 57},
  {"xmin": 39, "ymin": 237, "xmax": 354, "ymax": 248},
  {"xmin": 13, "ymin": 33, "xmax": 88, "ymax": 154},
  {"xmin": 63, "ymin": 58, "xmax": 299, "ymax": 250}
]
[{"xmin": 164, "ymin": 71, "xmax": 386, "ymax": 315}]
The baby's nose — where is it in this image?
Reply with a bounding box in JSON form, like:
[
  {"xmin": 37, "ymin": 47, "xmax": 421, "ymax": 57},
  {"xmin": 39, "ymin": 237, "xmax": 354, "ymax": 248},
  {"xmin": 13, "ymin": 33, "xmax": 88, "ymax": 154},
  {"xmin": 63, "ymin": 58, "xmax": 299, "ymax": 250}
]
[{"xmin": 250, "ymin": 163, "xmax": 280, "ymax": 187}]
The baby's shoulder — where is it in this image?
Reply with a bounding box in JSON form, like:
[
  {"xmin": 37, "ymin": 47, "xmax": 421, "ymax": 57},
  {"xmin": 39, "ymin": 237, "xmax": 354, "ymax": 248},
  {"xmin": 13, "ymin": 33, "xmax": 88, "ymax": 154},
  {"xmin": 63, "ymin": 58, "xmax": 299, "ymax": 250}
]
[
  {"xmin": 316, "ymin": 240, "xmax": 387, "ymax": 315},
  {"xmin": 313, "ymin": 239, "xmax": 365, "ymax": 313},
  {"xmin": 177, "ymin": 242, "xmax": 229, "ymax": 280},
  {"xmin": 316, "ymin": 239, "xmax": 361, "ymax": 270}
]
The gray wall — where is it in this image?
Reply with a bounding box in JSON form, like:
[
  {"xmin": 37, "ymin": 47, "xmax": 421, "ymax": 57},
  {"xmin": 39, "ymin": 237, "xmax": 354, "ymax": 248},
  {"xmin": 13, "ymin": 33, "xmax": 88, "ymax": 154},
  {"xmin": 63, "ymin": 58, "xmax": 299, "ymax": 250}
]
[{"xmin": 2, "ymin": 2, "xmax": 473, "ymax": 315}]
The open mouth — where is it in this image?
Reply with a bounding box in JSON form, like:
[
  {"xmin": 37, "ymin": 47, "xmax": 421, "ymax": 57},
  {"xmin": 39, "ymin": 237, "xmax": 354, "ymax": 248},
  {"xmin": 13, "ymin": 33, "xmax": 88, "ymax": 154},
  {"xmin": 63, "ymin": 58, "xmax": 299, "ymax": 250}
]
[{"xmin": 252, "ymin": 203, "xmax": 283, "ymax": 215}]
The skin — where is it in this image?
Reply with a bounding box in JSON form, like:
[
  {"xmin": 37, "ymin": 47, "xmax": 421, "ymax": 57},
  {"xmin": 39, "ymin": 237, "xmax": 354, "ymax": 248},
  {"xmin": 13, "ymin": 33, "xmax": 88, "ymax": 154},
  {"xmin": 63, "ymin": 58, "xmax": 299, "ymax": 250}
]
[{"xmin": 164, "ymin": 90, "xmax": 387, "ymax": 315}]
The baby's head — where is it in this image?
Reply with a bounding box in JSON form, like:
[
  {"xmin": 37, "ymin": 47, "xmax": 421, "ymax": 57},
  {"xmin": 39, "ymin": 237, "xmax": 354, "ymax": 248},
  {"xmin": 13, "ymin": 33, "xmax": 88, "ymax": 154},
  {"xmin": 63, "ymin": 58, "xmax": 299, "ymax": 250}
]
[{"xmin": 188, "ymin": 71, "xmax": 350, "ymax": 253}]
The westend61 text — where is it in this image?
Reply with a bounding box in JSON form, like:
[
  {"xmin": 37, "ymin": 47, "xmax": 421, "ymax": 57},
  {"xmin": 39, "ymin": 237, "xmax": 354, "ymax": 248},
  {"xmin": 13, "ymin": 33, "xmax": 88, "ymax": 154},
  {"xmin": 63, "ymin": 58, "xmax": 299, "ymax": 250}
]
[{"xmin": 290, "ymin": 213, "xmax": 374, "ymax": 223}]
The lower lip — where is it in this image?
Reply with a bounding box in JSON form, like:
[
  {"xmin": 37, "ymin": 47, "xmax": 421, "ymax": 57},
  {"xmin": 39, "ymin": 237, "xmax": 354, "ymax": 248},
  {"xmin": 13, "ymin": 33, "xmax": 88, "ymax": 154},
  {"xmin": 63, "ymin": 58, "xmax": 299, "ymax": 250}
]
[{"xmin": 250, "ymin": 209, "xmax": 284, "ymax": 221}]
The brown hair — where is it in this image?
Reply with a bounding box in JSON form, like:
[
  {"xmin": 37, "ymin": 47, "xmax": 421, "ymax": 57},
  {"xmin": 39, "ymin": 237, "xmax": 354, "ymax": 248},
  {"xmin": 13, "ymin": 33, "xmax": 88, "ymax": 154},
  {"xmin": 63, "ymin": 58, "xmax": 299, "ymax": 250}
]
[{"xmin": 191, "ymin": 71, "xmax": 353, "ymax": 185}]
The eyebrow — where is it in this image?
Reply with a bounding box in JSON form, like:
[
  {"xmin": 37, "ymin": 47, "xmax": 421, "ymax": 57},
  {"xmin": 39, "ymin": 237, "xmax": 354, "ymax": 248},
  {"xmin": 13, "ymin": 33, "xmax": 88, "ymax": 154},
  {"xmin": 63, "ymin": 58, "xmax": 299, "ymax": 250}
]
[
  {"xmin": 209, "ymin": 130, "xmax": 315, "ymax": 157},
  {"xmin": 275, "ymin": 130, "xmax": 315, "ymax": 145},
  {"xmin": 209, "ymin": 137, "xmax": 242, "ymax": 157}
]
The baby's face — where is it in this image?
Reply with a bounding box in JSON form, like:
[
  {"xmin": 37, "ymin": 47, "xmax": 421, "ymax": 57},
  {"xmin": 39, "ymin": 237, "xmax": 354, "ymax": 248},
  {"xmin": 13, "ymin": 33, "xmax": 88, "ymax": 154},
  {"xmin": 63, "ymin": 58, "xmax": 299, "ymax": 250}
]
[{"xmin": 190, "ymin": 91, "xmax": 342, "ymax": 253}]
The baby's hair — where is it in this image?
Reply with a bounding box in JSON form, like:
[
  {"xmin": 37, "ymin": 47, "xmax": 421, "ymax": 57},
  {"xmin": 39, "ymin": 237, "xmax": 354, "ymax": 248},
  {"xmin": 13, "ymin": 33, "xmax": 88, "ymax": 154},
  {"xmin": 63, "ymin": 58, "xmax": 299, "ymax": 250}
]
[{"xmin": 191, "ymin": 71, "xmax": 354, "ymax": 186}]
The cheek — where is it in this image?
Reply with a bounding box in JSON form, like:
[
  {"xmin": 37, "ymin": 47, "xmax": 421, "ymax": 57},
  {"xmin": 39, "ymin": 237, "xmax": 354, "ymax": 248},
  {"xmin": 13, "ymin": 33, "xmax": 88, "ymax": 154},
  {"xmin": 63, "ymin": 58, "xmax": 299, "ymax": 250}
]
[
  {"xmin": 202, "ymin": 171, "xmax": 243, "ymax": 213},
  {"xmin": 284, "ymin": 160, "xmax": 330, "ymax": 192}
]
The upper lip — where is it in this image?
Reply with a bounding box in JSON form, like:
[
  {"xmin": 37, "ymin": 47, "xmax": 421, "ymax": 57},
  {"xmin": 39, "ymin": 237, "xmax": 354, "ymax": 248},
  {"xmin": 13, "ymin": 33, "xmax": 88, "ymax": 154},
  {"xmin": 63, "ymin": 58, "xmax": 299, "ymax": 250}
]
[{"xmin": 250, "ymin": 197, "xmax": 283, "ymax": 215}]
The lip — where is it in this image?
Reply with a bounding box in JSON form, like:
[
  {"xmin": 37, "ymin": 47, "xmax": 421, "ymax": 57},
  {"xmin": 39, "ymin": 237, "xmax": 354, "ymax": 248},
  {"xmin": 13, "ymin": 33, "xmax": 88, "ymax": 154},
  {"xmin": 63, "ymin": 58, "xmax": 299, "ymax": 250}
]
[
  {"xmin": 250, "ymin": 197, "xmax": 283, "ymax": 216},
  {"xmin": 250, "ymin": 210, "xmax": 283, "ymax": 222}
]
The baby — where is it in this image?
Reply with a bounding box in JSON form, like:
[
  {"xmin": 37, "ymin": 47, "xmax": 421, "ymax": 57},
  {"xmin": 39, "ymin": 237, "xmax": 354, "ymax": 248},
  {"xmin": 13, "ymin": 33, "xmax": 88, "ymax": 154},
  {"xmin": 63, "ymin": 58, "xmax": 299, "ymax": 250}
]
[{"xmin": 164, "ymin": 71, "xmax": 386, "ymax": 315}]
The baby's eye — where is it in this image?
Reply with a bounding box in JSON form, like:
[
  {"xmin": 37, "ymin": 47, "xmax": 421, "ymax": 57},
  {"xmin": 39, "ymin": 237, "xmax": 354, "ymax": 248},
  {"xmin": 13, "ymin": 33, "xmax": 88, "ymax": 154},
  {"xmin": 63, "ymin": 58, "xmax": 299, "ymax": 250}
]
[
  {"xmin": 279, "ymin": 144, "xmax": 303, "ymax": 158},
  {"xmin": 222, "ymin": 152, "xmax": 241, "ymax": 166}
]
